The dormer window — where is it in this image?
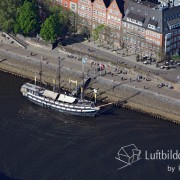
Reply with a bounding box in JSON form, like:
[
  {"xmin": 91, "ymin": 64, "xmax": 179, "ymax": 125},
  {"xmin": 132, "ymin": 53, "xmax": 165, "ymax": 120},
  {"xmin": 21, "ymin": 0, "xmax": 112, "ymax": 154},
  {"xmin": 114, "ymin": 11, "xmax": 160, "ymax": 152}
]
[
  {"xmin": 148, "ymin": 24, "xmax": 155, "ymax": 30},
  {"xmin": 126, "ymin": 12, "xmax": 145, "ymax": 26}
]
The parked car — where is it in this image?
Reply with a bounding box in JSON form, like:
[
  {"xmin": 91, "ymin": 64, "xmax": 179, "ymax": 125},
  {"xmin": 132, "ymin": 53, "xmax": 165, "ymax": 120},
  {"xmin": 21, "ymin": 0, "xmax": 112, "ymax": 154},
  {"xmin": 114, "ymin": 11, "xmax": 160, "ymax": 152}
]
[
  {"xmin": 122, "ymin": 70, "xmax": 128, "ymax": 74},
  {"xmin": 143, "ymin": 60, "xmax": 150, "ymax": 64},
  {"xmin": 157, "ymin": 82, "xmax": 165, "ymax": 88},
  {"xmin": 168, "ymin": 85, "xmax": 173, "ymax": 89},
  {"xmin": 160, "ymin": 65, "xmax": 164, "ymax": 69},
  {"xmin": 146, "ymin": 77, "xmax": 151, "ymax": 81},
  {"xmin": 68, "ymin": 54, "xmax": 74, "ymax": 58},
  {"xmin": 164, "ymin": 65, "xmax": 170, "ymax": 70},
  {"xmin": 137, "ymin": 75, "xmax": 142, "ymax": 79},
  {"xmin": 169, "ymin": 64, "xmax": 176, "ymax": 69},
  {"xmin": 165, "ymin": 61, "xmax": 170, "ymax": 65}
]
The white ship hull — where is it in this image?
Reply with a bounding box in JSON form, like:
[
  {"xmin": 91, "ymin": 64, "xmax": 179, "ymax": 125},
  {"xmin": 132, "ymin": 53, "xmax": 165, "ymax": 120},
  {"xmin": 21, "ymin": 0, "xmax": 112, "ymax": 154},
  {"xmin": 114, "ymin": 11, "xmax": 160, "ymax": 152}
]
[{"xmin": 21, "ymin": 83, "xmax": 99, "ymax": 117}]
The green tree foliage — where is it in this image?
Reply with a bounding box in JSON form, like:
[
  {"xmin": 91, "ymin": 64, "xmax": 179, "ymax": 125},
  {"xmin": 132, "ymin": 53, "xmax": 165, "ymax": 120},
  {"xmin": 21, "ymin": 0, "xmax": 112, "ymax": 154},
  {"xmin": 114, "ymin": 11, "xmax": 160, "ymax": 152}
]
[
  {"xmin": 51, "ymin": 6, "xmax": 74, "ymax": 34},
  {"xmin": 0, "ymin": 0, "xmax": 23, "ymax": 32},
  {"xmin": 14, "ymin": 0, "xmax": 39, "ymax": 36},
  {"xmin": 92, "ymin": 25, "xmax": 105, "ymax": 43},
  {"xmin": 40, "ymin": 14, "xmax": 61, "ymax": 43}
]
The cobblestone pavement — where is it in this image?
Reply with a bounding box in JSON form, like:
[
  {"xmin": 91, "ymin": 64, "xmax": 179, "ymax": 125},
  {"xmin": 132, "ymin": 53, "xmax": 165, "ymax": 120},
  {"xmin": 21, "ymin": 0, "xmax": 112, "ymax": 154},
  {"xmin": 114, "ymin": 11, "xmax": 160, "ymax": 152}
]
[{"xmin": 0, "ymin": 41, "xmax": 180, "ymax": 100}]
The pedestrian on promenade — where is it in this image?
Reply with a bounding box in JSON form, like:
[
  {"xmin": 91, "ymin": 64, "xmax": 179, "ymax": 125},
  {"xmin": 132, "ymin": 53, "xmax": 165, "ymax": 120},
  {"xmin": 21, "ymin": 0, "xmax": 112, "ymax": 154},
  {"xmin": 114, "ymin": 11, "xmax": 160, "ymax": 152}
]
[
  {"xmin": 121, "ymin": 77, "xmax": 123, "ymax": 80},
  {"xmin": 105, "ymin": 71, "xmax": 106, "ymax": 75},
  {"xmin": 130, "ymin": 78, "xmax": 131, "ymax": 82},
  {"xmin": 113, "ymin": 84, "xmax": 115, "ymax": 91}
]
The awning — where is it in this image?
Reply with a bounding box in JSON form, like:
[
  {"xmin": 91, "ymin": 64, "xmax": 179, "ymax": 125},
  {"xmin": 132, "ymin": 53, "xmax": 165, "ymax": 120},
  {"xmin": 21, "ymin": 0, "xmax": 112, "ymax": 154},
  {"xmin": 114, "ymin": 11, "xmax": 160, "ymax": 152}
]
[
  {"xmin": 58, "ymin": 94, "xmax": 76, "ymax": 103},
  {"xmin": 43, "ymin": 90, "xmax": 58, "ymax": 100}
]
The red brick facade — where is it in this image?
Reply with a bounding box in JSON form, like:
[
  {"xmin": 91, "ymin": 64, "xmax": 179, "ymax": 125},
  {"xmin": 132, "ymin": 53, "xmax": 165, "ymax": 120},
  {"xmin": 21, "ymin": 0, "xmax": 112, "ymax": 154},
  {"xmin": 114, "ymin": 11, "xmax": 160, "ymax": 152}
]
[
  {"xmin": 78, "ymin": 0, "xmax": 93, "ymax": 22},
  {"xmin": 107, "ymin": 0, "xmax": 122, "ymax": 31},
  {"xmin": 92, "ymin": 0, "xmax": 107, "ymax": 27},
  {"xmin": 53, "ymin": 0, "xmax": 180, "ymax": 55},
  {"xmin": 55, "ymin": 0, "xmax": 78, "ymax": 12}
]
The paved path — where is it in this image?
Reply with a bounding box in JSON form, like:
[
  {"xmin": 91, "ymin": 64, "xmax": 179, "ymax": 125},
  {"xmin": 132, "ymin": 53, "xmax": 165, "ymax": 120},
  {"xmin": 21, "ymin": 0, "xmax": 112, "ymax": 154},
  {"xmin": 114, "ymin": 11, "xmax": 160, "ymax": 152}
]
[
  {"xmin": 0, "ymin": 42, "xmax": 180, "ymax": 101},
  {"xmin": 64, "ymin": 39, "xmax": 180, "ymax": 83}
]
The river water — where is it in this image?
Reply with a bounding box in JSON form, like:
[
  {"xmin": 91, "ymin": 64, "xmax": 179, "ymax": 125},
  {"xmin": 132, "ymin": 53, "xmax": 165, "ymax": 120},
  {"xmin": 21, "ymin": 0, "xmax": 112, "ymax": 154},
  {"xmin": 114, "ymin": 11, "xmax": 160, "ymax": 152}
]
[{"xmin": 0, "ymin": 71, "xmax": 179, "ymax": 180}]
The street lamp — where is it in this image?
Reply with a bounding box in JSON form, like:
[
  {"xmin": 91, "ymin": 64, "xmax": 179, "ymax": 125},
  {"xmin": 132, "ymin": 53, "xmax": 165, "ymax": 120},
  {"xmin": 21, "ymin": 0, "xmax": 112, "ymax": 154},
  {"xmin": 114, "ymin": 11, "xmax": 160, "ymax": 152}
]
[{"xmin": 93, "ymin": 89, "xmax": 97, "ymax": 104}]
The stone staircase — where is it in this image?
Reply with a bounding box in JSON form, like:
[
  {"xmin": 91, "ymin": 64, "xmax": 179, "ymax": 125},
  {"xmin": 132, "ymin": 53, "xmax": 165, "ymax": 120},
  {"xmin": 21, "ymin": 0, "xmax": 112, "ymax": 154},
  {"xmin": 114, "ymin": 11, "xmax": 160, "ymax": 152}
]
[{"xmin": 2, "ymin": 32, "xmax": 29, "ymax": 49}]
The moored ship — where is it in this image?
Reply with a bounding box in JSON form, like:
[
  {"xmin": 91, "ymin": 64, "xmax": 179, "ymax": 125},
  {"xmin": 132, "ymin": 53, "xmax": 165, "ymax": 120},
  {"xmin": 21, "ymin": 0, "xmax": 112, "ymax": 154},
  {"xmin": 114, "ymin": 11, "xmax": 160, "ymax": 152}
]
[
  {"xmin": 20, "ymin": 83, "xmax": 100, "ymax": 117},
  {"xmin": 20, "ymin": 56, "xmax": 113, "ymax": 117}
]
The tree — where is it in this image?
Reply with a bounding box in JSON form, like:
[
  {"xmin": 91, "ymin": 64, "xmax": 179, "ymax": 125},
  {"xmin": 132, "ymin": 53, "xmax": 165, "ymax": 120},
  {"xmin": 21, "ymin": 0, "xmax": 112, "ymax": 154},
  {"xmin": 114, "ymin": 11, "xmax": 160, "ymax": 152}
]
[
  {"xmin": 0, "ymin": 0, "xmax": 23, "ymax": 32},
  {"xmin": 92, "ymin": 25, "xmax": 105, "ymax": 43},
  {"xmin": 14, "ymin": 0, "xmax": 39, "ymax": 36},
  {"xmin": 157, "ymin": 47, "xmax": 166, "ymax": 62},
  {"xmin": 40, "ymin": 14, "xmax": 61, "ymax": 43}
]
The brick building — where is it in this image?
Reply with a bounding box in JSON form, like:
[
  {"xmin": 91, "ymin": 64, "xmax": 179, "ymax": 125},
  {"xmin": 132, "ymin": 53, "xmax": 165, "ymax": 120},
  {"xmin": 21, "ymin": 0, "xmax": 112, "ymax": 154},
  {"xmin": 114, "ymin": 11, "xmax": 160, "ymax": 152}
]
[
  {"xmin": 55, "ymin": 0, "xmax": 78, "ymax": 12},
  {"xmin": 106, "ymin": 0, "xmax": 124, "ymax": 47},
  {"xmin": 78, "ymin": 0, "xmax": 94, "ymax": 22},
  {"xmin": 122, "ymin": 0, "xmax": 180, "ymax": 56},
  {"xmin": 107, "ymin": 0, "xmax": 124, "ymax": 30},
  {"xmin": 53, "ymin": 0, "xmax": 180, "ymax": 56},
  {"xmin": 92, "ymin": 0, "xmax": 111, "ymax": 27}
]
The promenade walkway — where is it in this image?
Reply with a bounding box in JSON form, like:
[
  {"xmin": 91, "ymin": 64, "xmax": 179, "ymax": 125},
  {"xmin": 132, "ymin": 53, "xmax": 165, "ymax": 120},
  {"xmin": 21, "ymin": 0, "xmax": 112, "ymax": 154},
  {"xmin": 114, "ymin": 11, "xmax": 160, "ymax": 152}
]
[{"xmin": 0, "ymin": 42, "xmax": 180, "ymax": 101}]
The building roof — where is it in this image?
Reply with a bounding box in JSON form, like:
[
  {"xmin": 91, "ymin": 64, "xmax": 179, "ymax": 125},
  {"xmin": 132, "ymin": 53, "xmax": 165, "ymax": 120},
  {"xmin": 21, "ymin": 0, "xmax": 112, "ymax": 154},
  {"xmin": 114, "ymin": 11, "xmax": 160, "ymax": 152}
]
[
  {"xmin": 123, "ymin": 0, "xmax": 180, "ymax": 34},
  {"xmin": 123, "ymin": 0, "xmax": 162, "ymax": 32},
  {"xmin": 148, "ymin": 19, "xmax": 158, "ymax": 26},
  {"xmin": 109, "ymin": 0, "xmax": 125, "ymax": 16},
  {"xmin": 167, "ymin": 18, "xmax": 180, "ymax": 26},
  {"xmin": 163, "ymin": 6, "xmax": 180, "ymax": 32},
  {"xmin": 127, "ymin": 12, "xmax": 145, "ymax": 22}
]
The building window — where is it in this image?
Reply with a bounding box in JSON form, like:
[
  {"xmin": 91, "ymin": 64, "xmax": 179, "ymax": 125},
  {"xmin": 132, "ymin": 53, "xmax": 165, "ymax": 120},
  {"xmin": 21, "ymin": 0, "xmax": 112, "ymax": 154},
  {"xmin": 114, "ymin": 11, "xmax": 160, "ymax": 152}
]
[
  {"xmin": 146, "ymin": 30, "xmax": 149, "ymax": 35},
  {"xmin": 148, "ymin": 24, "xmax": 155, "ymax": 29},
  {"xmin": 70, "ymin": 2, "xmax": 76, "ymax": 11},
  {"xmin": 65, "ymin": 2, "xmax": 68, "ymax": 7}
]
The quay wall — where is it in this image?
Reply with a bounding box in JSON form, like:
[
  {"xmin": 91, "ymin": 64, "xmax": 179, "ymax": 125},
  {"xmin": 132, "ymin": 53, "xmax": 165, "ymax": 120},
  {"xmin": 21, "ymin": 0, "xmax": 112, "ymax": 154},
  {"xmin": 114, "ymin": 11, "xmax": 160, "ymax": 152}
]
[{"xmin": 0, "ymin": 53, "xmax": 180, "ymax": 123}]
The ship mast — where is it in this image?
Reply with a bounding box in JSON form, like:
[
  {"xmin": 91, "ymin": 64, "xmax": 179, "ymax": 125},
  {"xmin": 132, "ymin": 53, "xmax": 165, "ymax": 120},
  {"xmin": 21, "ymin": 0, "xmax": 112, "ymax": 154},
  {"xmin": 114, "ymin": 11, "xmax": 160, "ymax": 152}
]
[
  {"xmin": 81, "ymin": 56, "xmax": 87, "ymax": 101},
  {"xmin": 39, "ymin": 56, "xmax": 43, "ymax": 86},
  {"xmin": 57, "ymin": 56, "xmax": 61, "ymax": 93}
]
